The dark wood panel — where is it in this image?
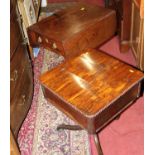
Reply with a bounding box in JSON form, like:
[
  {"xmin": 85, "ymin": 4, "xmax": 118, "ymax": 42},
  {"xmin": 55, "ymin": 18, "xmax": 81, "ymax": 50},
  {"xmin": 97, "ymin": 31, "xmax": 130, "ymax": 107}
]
[
  {"xmin": 108, "ymin": 0, "xmax": 132, "ymax": 52},
  {"xmin": 10, "ymin": 0, "xmax": 33, "ymax": 140},
  {"xmin": 11, "ymin": 62, "xmax": 33, "ymax": 138},
  {"xmin": 10, "ymin": 5, "xmax": 21, "ymax": 58},
  {"xmin": 10, "ymin": 41, "xmax": 26, "ymax": 101}
]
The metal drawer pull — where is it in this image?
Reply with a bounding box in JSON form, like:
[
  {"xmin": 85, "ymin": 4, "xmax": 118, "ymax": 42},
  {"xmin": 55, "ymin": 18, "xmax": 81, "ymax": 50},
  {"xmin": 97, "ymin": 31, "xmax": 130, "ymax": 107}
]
[
  {"xmin": 52, "ymin": 42, "xmax": 57, "ymax": 49},
  {"xmin": 10, "ymin": 70, "xmax": 18, "ymax": 82},
  {"xmin": 38, "ymin": 36, "xmax": 42, "ymax": 43},
  {"xmin": 18, "ymin": 95, "xmax": 26, "ymax": 105}
]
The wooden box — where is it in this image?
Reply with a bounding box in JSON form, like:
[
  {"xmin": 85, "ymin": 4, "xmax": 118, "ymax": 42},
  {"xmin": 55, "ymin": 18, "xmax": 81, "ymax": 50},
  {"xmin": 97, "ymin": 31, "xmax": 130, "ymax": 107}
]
[
  {"xmin": 39, "ymin": 48, "xmax": 144, "ymax": 134},
  {"xmin": 27, "ymin": 2, "xmax": 116, "ymax": 59}
]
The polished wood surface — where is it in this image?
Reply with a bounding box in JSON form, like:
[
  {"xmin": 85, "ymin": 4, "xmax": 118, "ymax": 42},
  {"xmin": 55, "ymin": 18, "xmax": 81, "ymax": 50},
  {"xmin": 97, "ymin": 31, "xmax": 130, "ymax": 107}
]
[
  {"xmin": 10, "ymin": 0, "xmax": 33, "ymax": 138},
  {"xmin": 28, "ymin": 2, "xmax": 116, "ymax": 59},
  {"xmin": 130, "ymin": 0, "xmax": 144, "ymax": 71},
  {"xmin": 108, "ymin": 0, "xmax": 131, "ymax": 52},
  {"xmin": 10, "ymin": 130, "xmax": 20, "ymax": 155},
  {"xmin": 40, "ymin": 48, "xmax": 143, "ymax": 133}
]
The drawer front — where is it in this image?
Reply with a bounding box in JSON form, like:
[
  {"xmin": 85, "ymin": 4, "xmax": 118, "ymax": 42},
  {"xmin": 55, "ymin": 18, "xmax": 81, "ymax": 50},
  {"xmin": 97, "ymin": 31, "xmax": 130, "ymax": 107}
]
[
  {"xmin": 10, "ymin": 63, "xmax": 33, "ymax": 137},
  {"xmin": 10, "ymin": 43, "xmax": 28, "ymax": 101}
]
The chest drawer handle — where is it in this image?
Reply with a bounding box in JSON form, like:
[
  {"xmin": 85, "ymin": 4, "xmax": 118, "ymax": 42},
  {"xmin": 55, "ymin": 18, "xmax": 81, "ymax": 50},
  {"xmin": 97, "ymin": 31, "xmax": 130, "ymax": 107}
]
[
  {"xmin": 52, "ymin": 42, "xmax": 57, "ymax": 49},
  {"xmin": 10, "ymin": 70, "xmax": 18, "ymax": 82},
  {"xmin": 18, "ymin": 95, "xmax": 26, "ymax": 105}
]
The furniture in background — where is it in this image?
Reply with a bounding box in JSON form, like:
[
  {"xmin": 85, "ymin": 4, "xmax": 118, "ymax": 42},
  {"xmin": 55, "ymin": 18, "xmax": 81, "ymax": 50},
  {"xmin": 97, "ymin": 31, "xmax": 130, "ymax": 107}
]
[
  {"xmin": 107, "ymin": 0, "xmax": 144, "ymax": 71},
  {"xmin": 17, "ymin": 0, "xmax": 41, "ymax": 59},
  {"xmin": 10, "ymin": 0, "xmax": 33, "ymax": 148},
  {"xmin": 130, "ymin": 0, "xmax": 144, "ymax": 71},
  {"xmin": 40, "ymin": 48, "xmax": 144, "ymax": 155},
  {"xmin": 28, "ymin": 2, "xmax": 116, "ymax": 59}
]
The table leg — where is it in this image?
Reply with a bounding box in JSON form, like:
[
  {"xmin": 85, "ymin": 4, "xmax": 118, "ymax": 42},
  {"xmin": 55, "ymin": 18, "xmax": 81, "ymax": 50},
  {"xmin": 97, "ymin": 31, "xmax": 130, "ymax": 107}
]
[
  {"xmin": 57, "ymin": 124, "xmax": 83, "ymax": 131},
  {"xmin": 93, "ymin": 133, "xmax": 104, "ymax": 155}
]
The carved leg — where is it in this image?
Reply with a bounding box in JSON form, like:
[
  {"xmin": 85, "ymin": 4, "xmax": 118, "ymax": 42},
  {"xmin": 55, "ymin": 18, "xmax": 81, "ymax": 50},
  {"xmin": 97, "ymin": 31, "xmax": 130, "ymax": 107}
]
[
  {"xmin": 93, "ymin": 133, "xmax": 104, "ymax": 155},
  {"xmin": 57, "ymin": 124, "xmax": 83, "ymax": 131}
]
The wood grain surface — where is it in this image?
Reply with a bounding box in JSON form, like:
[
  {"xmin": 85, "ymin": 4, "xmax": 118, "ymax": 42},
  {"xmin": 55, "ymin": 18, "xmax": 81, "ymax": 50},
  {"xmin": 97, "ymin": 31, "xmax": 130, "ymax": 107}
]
[
  {"xmin": 28, "ymin": 2, "xmax": 116, "ymax": 59},
  {"xmin": 40, "ymin": 49, "xmax": 143, "ymax": 133}
]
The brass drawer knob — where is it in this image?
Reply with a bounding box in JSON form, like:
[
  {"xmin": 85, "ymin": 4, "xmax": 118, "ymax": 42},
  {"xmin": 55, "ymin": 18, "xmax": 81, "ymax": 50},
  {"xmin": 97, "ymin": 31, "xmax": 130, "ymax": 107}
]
[
  {"xmin": 10, "ymin": 70, "xmax": 18, "ymax": 82},
  {"xmin": 18, "ymin": 95, "xmax": 26, "ymax": 105},
  {"xmin": 80, "ymin": 7, "xmax": 85, "ymax": 11},
  {"xmin": 38, "ymin": 36, "xmax": 42, "ymax": 43},
  {"xmin": 52, "ymin": 42, "xmax": 57, "ymax": 49}
]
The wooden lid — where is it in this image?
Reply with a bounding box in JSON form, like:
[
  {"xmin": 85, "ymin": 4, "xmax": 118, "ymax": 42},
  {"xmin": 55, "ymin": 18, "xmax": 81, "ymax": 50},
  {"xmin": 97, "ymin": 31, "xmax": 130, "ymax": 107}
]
[
  {"xmin": 27, "ymin": 2, "xmax": 115, "ymax": 42},
  {"xmin": 40, "ymin": 49, "xmax": 143, "ymax": 116}
]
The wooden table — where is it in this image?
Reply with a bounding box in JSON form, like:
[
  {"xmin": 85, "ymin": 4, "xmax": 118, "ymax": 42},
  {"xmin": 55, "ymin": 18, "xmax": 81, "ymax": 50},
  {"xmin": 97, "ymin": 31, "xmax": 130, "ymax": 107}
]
[{"xmin": 39, "ymin": 48, "xmax": 143, "ymax": 155}]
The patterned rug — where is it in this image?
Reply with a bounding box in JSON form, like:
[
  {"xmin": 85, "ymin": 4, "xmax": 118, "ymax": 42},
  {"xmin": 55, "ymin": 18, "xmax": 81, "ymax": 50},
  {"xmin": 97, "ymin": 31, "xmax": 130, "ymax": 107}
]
[{"xmin": 18, "ymin": 48, "xmax": 91, "ymax": 155}]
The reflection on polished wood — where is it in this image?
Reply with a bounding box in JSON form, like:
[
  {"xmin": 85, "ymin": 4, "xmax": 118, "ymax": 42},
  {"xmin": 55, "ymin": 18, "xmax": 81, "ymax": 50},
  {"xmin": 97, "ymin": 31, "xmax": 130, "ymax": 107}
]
[
  {"xmin": 40, "ymin": 48, "xmax": 143, "ymax": 154},
  {"xmin": 40, "ymin": 48, "xmax": 143, "ymax": 133}
]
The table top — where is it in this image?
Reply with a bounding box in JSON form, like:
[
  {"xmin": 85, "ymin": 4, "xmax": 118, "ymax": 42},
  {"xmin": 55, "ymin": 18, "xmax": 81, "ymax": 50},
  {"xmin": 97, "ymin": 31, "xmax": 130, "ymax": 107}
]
[{"xmin": 40, "ymin": 49, "xmax": 143, "ymax": 116}]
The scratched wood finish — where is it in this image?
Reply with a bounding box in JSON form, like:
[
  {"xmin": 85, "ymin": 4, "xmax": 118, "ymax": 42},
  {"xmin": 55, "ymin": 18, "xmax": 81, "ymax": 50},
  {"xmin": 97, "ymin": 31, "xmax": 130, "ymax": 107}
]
[
  {"xmin": 27, "ymin": 2, "xmax": 116, "ymax": 59},
  {"xmin": 40, "ymin": 49, "xmax": 144, "ymax": 133}
]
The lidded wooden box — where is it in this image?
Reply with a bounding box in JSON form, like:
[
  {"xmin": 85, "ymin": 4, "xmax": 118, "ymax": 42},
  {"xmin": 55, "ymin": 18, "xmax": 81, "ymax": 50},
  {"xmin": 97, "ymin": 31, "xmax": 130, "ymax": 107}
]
[{"xmin": 27, "ymin": 2, "xmax": 116, "ymax": 59}]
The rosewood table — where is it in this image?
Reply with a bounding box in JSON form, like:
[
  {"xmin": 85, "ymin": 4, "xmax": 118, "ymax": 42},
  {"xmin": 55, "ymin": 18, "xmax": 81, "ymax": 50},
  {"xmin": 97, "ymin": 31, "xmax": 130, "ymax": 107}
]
[{"xmin": 39, "ymin": 48, "xmax": 144, "ymax": 155}]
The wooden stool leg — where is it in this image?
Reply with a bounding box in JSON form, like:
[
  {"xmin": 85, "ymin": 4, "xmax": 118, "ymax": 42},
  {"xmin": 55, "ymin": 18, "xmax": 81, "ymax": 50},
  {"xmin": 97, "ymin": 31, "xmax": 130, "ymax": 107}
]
[
  {"xmin": 57, "ymin": 124, "xmax": 83, "ymax": 131},
  {"xmin": 93, "ymin": 133, "xmax": 104, "ymax": 155}
]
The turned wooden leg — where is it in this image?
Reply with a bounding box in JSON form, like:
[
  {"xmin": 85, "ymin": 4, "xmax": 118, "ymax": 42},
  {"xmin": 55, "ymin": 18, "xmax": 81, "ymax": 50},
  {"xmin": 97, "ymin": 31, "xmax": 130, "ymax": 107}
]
[
  {"xmin": 93, "ymin": 133, "xmax": 104, "ymax": 155},
  {"xmin": 57, "ymin": 124, "xmax": 83, "ymax": 131}
]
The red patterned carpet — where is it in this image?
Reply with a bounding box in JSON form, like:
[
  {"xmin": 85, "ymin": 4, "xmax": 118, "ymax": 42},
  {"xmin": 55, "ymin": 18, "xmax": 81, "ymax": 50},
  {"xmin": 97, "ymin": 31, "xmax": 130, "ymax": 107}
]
[
  {"xmin": 18, "ymin": 48, "xmax": 91, "ymax": 155},
  {"xmin": 18, "ymin": 36, "xmax": 143, "ymax": 155}
]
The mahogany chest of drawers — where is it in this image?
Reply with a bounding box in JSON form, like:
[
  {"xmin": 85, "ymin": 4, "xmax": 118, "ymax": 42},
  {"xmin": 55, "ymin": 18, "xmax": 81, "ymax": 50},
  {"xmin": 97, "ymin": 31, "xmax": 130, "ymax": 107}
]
[
  {"xmin": 27, "ymin": 2, "xmax": 116, "ymax": 59},
  {"xmin": 10, "ymin": 0, "xmax": 33, "ymax": 138}
]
